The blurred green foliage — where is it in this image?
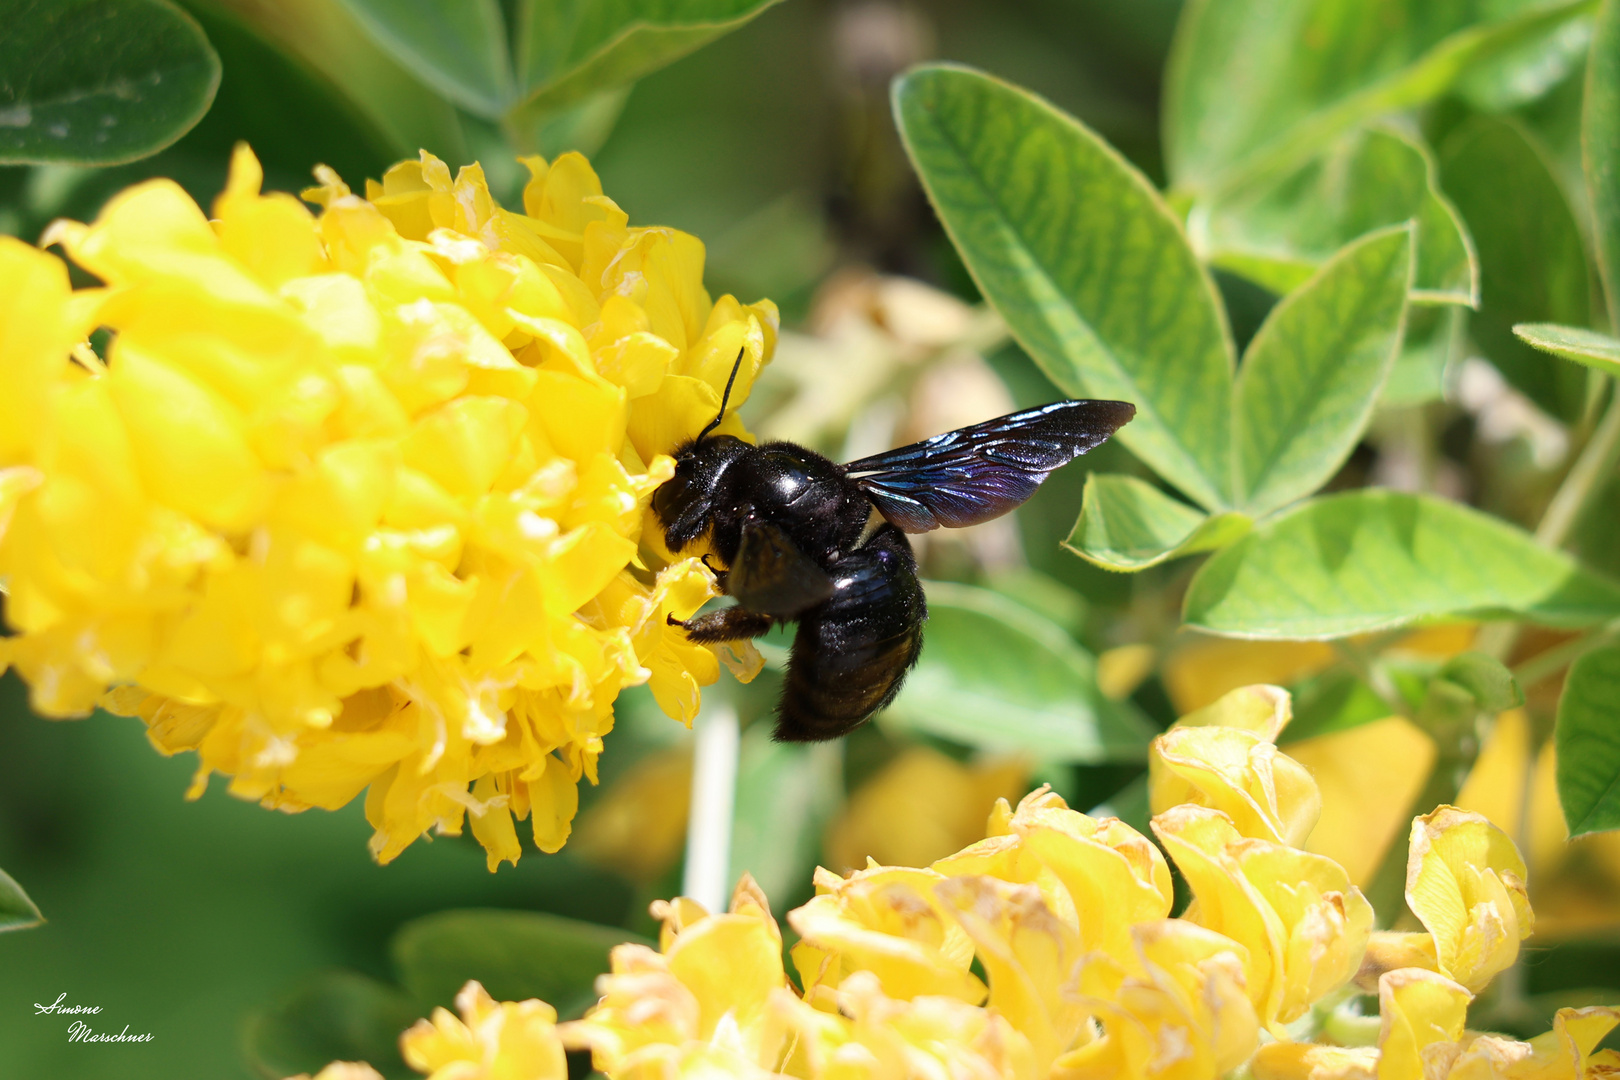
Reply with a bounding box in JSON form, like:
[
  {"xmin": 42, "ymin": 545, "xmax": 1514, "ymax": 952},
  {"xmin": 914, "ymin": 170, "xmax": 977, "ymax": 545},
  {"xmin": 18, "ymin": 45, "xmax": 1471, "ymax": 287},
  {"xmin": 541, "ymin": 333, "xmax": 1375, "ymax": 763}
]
[{"xmin": 5, "ymin": 0, "xmax": 1620, "ymax": 1074}]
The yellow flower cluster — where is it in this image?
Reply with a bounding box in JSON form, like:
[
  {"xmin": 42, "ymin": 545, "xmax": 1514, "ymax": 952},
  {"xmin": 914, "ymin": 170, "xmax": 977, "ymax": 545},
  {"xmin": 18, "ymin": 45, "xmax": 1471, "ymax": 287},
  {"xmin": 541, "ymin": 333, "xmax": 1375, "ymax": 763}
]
[
  {"xmin": 300, "ymin": 685, "xmax": 1485, "ymax": 1080},
  {"xmin": 0, "ymin": 145, "xmax": 775, "ymax": 868},
  {"xmin": 296, "ymin": 685, "xmax": 1618, "ymax": 1080}
]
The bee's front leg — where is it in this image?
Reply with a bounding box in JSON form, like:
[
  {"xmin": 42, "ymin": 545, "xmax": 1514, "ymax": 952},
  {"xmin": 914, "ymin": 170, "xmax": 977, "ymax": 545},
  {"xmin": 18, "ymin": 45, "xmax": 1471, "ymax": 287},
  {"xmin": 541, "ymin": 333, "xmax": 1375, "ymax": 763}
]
[
  {"xmin": 700, "ymin": 552, "xmax": 729, "ymax": 591},
  {"xmin": 667, "ymin": 605, "xmax": 774, "ymax": 642}
]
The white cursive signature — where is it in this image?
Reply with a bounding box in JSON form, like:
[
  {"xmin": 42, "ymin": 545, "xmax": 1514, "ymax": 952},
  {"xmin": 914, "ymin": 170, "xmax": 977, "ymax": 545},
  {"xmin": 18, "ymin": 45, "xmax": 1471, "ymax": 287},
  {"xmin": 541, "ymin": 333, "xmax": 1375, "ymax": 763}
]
[
  {"xmin": 34, "ymin": 994, "xmax": 100, "ymax": 1016},
  {"xmin": 66, "ymin": 1020, "xmax": 154, "ymax": 1043}
]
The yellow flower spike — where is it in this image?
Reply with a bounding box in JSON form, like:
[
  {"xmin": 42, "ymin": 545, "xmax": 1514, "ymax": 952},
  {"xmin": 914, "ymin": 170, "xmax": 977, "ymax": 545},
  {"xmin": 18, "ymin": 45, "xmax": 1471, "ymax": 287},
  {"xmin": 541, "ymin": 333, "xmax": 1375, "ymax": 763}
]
[
  {"xmin": 994, "ymin": 787, "xmax": 1174, "ymax": 960},
  {"xmin": 1374, "ymin": 968, "xmax": 1470, "ymax": 1080},
  {"xmin": 789, "ymin": 864, "xmax": 985, "ymax": 1007},
  {"xmin": 1252, "ymin": 1044, "xmax": 1380, "ymax": 1080},
  {"xmin": 822, "ymin": 971, "xmax": 1041, "ymax": 1080},
  {"xmin": 823, "ymin": 746, "xmax": 1028, "ymax": 871},
  {"xmin": 1177, "ymin": 683, "xmax": 1293, "ymax": 740},
  {"xmin": 0, "ymin": 238, "xmax": 101, "ymax": 467},
  {"xmin": 1149, "ymin": 721, "xmax": 1321, "ymax": 847},
  {"xmin": 1152, "ymin": 805, "xmax": 1372, "ymax": 1033},
  {"xmin": 564, "ymin": 877, "xmax": 802, "ymax": 1078},
  {"xmin": 1405, "ymin": 806, "xmax": 1534, "ymax": 992},
  {"xmin": 1, "ymin": 144, "xmax": 774, "ymax": 867},
  {"xmin": 1061, "ymin": 919, "xmax": 1260, "ymax": 1080},
  {"xmin": 934, "ymin": 874, "xmax": 1088, "ymax": 1073},
  {"xmin": 399, "ymin": 979, "xmax": 567, "ymax": 1080},
  {"xmin": 1523, "ymin": 1006, "xmax": 1620, "ymax": 1080}
]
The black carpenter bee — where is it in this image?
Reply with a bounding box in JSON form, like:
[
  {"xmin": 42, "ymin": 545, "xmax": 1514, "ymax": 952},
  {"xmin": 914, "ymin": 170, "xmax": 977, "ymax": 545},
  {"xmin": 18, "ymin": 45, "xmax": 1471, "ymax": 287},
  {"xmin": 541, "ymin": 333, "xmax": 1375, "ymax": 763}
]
[{"xmin": 653, "ymin": 353, "xmax": 1134, "ymax": 742}]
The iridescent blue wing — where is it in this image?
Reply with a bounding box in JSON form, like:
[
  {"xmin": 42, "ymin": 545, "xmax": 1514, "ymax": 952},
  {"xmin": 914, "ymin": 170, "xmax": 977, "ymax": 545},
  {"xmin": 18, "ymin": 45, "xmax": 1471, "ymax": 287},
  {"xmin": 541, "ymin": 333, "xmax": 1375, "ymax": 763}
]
[{"xmin": 843, "ymin": 400, "xmax": 1135, "ymax": 533}]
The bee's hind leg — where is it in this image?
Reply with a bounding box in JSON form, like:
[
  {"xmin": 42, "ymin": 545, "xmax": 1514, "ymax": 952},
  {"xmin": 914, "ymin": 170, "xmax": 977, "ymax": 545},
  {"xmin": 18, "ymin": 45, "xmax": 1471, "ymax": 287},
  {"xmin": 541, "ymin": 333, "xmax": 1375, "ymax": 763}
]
[{"xmin": 668, "ymin": 605, "xmax": 774, "ymax": 643}]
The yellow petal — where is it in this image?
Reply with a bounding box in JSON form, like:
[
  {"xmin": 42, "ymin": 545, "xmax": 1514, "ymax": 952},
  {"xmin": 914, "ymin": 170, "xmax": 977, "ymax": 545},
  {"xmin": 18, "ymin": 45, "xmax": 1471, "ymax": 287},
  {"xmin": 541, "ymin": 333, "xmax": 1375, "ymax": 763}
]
[
  {"xmin": 1405, "ymin": 806, "xmax": 1534, "ymax": 992},
  {"xmin": 1375, "ymin": 968, "xmax": 1470, "ymax": 1080},
  {"xmin": 1150, "ymin": 725, "xmax": 1321, "ymax": 847},
  {"xmin": 1178, "ymin": 683, "xmax": 1293, "ymax": 740}
]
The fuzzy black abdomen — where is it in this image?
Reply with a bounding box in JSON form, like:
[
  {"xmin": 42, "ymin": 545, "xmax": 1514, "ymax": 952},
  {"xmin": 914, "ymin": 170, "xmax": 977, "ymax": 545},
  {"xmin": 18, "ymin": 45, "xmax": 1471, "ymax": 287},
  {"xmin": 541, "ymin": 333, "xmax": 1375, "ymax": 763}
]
[{"xmin": 774, "ymin": 525, "xmax": 927, "ymax": 742}]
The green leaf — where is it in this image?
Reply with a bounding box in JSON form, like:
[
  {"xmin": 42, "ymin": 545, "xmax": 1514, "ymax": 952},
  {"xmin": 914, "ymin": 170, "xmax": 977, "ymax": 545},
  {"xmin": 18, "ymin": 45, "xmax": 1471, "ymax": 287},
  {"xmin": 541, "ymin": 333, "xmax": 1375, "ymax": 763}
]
[
  {"xmin": 1557, "ymin": 644, "xmax": 1620, "ymax": 836},
  {"xmin": 1066, "ymin": 472, "xmax": 1251, "ymax": 572},
  {"xmin": 1385, "ymin": 306, "xmax": 1465, "ymax": 406},
  {"xmin": 1437, "ymin": 651, "xmax": 1525, "ymax": 713},
  {"xmin": 1514, "ymin": 322, "xmax": 1620, "ymax": 376},
  {"xmin": 1439, "ymin": 116, "xmax": 1591, "ymax": 420},
  {"xmin": 1235, "ymin": 225, "xmax": 1413, "ymax": 517},
  {"xmin": 244, "ymin": 970, "xmax": 418, "ymax": 1080},
  {"xmin": 894, "ymin": 64, "xmax": 1238, "ymax": 511},
  {"xmin": 881, "ymin": 581, "xmax": 1156, "ymax": 762},
  {"xmin": 525, "ymin": 87, "xmax": 632, "ymax": 159},
  {"xmin": 391, "ymin": 909, "xmax": 647, "ymax": 1018},
  {"xmin": 1455, "ymin": 12, "xmax": 1594, "ymax": 112},
  {"xmin": 335, "ymin": 0, "xmax": 511, "ymax": 116},
  {"xmin": 0, "ymin": 867, "xmax": 43, "ymax": 933},
  {"xmin": 729, "ymin": 729, "xmax": 840, "ymax": 906},
  {"xmin": 1184, "ymin": 489, "xmax": 1620, "ymax": 639},
  {"xmin": 1165, "ymin": 0, "xmax": 1595, "ymax": 201},
  {"xmin": 1588, "ymin": 0, "xmax": 1620, "ymax": 316},
  {"xmin": 1206, "ymin": 126, "xmax": 1477, "ymax": 306},
  {"xmin": 511, "ymin": 0, "xmax": 784, "ymax": 118},
  {"xmin": 0, "ymin": 0, "xmax": 220, "ymax": 166},
  {"xmin": 201, "ymin": 0, "xmax": 467, "ymax": 161}
]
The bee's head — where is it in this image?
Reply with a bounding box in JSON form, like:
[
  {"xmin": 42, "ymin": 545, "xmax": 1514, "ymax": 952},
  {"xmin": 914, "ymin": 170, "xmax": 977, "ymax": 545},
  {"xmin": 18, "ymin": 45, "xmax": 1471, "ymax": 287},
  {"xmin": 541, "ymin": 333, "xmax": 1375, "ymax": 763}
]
[{"xmin": 653, "ymin": 347, "xmax": 750, "ymax": 551}]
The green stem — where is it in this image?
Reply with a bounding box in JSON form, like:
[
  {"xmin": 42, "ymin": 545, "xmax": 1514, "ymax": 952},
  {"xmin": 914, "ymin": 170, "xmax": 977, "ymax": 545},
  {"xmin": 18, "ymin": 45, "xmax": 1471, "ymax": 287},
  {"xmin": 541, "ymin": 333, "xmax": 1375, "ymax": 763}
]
[
  {"xmin": 682, "ymin": 702, "xmax": 740, "ymax": 910},
  {"xmin": 1479, "ymin": 382, "xmax": 1620, "ymax": 661},
  {"xmin": 1333, "ymin": 639, "xmax": 1413, "ymax": 720},
  {"xmin": 1534, "ymin": 382, "xmax": 1620, "ymax": 549},
  {"xmin": 1512, "ymin": 619, "xmax": 1620, "ymax": 688}
]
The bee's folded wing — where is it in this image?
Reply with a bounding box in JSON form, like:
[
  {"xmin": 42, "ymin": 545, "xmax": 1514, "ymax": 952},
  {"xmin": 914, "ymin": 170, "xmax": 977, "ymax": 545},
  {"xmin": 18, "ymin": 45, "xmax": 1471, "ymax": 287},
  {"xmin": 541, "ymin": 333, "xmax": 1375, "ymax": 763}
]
[
  {"xmin": 728, "ymin": 520, "xmax": 836, "ymax": 617},
  {"xmin": 844, "ymin": 399, "xmax": 1135, "ymax": 532}
]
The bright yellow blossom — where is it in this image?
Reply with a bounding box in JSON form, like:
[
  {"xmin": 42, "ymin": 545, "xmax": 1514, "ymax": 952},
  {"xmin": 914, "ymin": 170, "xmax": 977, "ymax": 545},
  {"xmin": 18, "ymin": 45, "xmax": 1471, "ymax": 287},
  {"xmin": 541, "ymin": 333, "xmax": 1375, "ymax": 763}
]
[
  {"xmin": 293, "ymin": 716, "xmax": 1597, "ymax": 1080},
  {"xmin": 1064, "ymin": 919, "xmax": 1260, "ymax": 1080},
  {"xmin": 1153, "ymin": 804, "xmax": 1373, "ymax": 1033},
  {"xmin": 806, "ymin": 971, "xmax": 1039, "ymax": 1080},
  {"xmin": 935, "ymin": 874, "xmax": 1089, "ymax": 1072},
  {"xmin": 1255, "ymin": 972, "xmax": 1619, "ymax": 1080},
  {"xmin": 400, "ymin": 980, "xmax": 566, "ymax": 1080},
  {"xmin": 1175, "ymin": 682, "xmax": 1291, "ymax": 739},
  {"xmin": 1149, "ymin": 692, "xmax": 1321, "ymax": 847},
  {"xmin": 0, "ymin": 144, "xmax": 775, "ymax": 867},
  {"xmin": 561, "ymin": 876, "xmax": 807, "ymax": 1078},
  {"xmin": 789, "ymin": 862, "xmax": 985, "ymax": 1008},
  {"xmin": 948, "ymin": 786, "xmax": 1173, "ymax": 961},
  {"xmin": 1364, "ymin": 806, "xmax": 1534, "ymax": 993}
]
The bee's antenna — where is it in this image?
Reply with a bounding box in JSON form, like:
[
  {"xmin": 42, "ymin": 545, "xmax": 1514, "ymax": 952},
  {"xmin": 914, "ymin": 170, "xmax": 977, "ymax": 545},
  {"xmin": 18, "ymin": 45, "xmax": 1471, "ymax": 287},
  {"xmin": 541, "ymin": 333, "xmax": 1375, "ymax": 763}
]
[{"xmin": 696, "ymin": 346, "xmax": 746, "ymax": 443}]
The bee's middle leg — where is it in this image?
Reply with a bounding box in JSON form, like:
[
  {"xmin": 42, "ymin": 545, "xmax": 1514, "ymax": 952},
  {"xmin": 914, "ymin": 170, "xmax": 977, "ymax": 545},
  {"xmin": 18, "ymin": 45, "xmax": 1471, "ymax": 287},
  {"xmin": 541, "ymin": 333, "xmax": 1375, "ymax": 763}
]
[{"xmin": 669, "ymin": 605, "xmax": 774, "ymax": 643}]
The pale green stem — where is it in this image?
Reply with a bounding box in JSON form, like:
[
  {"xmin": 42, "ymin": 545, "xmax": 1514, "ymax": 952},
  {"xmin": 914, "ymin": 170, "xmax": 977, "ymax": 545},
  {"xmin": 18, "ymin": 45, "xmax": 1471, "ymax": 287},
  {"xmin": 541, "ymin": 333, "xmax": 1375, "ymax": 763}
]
[
  {"xmin": 683, "ymin": 702, "xmax": 740, "ymax": 911},
  {"xmin": 1534, "ymin": 383, "xmax": 1620, "ymax": 549},
  {"xmin": 1479, "ymin": 382, "xmax": 1620, "ymax": 661},
  {"xmin": 1332, "ymin": 638, "xmax": 1412, "ymax": 720},
  {"xmin": 1512, "ymin": 618, "xmax": 1620, "ymax": 687}
]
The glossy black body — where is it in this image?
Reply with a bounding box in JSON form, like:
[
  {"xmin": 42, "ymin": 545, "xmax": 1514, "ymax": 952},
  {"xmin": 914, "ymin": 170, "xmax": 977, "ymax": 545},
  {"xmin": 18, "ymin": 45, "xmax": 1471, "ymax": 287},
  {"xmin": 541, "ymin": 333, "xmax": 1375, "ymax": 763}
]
[
  {"xmin": 655, "ymin": 435, "xmax": 926, "ymax": 741},
  {"xmin": 652, "ymin": 398, "xmax": 1135, "ymax": 742}
]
